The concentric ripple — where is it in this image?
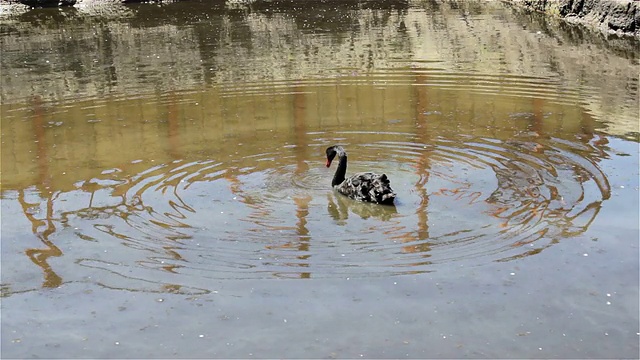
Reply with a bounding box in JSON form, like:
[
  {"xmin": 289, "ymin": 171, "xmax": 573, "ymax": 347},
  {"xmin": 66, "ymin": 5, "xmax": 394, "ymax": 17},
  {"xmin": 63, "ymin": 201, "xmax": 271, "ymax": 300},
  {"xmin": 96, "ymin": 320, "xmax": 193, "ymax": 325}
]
[
  {"xmin": 46, "ymin": 130, "xmax": 610, "ymax": 289},
  {"xmin": 1, "ymin": 68, "xmax": 615, "ymax": 293}
]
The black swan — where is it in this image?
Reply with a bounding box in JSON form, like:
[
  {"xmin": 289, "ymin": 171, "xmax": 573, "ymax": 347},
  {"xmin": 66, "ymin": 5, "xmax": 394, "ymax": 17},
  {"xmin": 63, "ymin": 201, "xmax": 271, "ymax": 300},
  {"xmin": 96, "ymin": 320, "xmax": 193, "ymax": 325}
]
[{"xmin": 325, "ymin": 145, "xmax": 396, "ymax": 205}]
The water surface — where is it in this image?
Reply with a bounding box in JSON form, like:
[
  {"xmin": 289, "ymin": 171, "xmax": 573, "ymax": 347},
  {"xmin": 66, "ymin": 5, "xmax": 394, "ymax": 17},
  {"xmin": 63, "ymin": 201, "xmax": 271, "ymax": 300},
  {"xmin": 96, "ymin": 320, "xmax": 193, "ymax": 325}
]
[{"xmin": 1, "ymin": 0, "xmax": 638, "ymax": 358}]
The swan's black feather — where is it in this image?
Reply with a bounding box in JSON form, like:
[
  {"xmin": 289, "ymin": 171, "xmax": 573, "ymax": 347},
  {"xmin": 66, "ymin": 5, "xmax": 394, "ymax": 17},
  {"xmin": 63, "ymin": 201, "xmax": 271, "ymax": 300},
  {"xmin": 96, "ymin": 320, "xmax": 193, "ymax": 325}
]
[{"xmin": 335, "ymin": 172, "xmax": 396, "ymax": 205}]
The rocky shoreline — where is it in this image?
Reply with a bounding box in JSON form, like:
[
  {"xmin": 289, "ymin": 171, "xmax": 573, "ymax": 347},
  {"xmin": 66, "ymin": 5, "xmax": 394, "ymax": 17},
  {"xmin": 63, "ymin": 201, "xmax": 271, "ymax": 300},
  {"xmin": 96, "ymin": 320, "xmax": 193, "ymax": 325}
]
[{"xmin": 507, "ymin": 0, "xmax": 638, "ymax": 38}]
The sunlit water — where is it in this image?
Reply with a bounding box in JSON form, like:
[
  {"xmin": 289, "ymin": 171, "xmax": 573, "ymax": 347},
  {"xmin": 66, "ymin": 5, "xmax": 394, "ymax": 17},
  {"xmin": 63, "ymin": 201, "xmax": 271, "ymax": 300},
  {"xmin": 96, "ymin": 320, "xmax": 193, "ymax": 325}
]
[{"xmin": 1, "ymin": 0, "xmax": 638, "ymax": 358}]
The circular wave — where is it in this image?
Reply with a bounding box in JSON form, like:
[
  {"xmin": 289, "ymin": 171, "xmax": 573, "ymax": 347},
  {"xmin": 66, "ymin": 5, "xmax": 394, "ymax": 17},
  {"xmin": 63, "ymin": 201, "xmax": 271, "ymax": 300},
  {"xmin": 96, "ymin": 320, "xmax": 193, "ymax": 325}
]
[{"xmin": 59, "ymin": 131, "xmax": 611, "ymax": 287}]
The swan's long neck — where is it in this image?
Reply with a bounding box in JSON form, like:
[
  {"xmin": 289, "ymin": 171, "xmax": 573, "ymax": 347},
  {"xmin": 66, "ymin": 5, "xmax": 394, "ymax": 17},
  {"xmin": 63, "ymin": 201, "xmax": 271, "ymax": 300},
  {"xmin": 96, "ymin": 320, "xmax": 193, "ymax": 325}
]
[{"xmin": 332, "ymin": 149, "xmax": 348, "ymax": 187}]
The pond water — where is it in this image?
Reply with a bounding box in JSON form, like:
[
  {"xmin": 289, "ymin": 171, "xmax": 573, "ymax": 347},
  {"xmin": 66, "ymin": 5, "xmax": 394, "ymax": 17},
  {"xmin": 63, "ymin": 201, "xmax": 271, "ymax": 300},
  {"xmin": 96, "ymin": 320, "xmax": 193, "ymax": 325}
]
[{"xmin": 1, "ymin": 0, "xmax": 638, "ymax": 358}]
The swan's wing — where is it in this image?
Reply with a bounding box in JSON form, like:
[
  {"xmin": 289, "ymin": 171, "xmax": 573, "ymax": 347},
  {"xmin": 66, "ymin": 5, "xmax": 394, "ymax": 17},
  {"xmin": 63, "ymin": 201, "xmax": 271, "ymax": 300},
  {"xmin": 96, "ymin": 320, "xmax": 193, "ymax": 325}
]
[{"xmin": 338, "ymin": 172, "xmax": 396, "ymax": 204}]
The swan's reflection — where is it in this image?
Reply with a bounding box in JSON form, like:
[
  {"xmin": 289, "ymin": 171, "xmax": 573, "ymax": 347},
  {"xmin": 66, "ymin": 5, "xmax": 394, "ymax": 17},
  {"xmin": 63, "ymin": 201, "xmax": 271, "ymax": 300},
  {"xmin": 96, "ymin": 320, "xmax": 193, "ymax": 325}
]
[{"xmin": 327, "ymin": 192, "xmax": 398, "ymax": 222}]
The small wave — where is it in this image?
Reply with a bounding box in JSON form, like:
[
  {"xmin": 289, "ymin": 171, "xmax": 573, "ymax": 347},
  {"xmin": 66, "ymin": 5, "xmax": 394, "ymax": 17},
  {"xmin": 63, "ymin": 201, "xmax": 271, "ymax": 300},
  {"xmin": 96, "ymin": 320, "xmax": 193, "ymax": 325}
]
[
  {"xmin": 1, "ymin": 127, "xmax": 612, "ymax": 296},
  {"xmin": 54, "ymin": 134, "xmax": 609, "ymax": 283}
]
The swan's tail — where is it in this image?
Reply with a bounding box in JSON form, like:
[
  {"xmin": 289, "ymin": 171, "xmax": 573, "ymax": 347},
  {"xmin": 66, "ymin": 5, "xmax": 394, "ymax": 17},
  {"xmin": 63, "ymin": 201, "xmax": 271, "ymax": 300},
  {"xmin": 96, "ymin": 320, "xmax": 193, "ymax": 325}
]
[{"xmin": 372, "ymin": 174, "xmax": 396, "ymax": 205}]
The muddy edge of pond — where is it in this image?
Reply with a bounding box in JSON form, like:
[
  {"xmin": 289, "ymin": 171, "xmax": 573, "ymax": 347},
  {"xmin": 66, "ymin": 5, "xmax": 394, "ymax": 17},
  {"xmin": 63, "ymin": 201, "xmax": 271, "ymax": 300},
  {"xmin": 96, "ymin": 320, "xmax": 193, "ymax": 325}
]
[{"xmin": 2, "ymin": 0, "xmax": 638, "ymax": 38}]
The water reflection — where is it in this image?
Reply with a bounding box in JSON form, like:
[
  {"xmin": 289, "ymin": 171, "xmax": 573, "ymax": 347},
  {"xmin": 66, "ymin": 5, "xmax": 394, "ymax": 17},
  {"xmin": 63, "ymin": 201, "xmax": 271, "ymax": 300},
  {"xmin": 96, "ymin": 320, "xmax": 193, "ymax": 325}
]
[
  {"xmin": 18, "ymin": 189, "xmax": 63, "ymax": 289},
  {"xmin": 327, "ymin": 193, "xmax": 398, "ymax": 222},
  {"xmin": 1, "ymin": 77, "xmax": 614, "ymax": 294},
  {"xmin": 0, "ymin": 0, "xmax": 631, "ymax": 296},
  {"xmin": 1, "ymin": 0, "xmax": 636, "ymax": 126}
]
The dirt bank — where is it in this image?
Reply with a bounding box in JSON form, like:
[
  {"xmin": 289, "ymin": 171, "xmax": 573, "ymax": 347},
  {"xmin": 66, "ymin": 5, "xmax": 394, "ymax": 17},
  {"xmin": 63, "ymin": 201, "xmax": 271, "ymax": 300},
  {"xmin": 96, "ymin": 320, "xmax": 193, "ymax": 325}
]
[{"xmin": 507, "ymin": 0, "xmax": 638, "ymax": 38}]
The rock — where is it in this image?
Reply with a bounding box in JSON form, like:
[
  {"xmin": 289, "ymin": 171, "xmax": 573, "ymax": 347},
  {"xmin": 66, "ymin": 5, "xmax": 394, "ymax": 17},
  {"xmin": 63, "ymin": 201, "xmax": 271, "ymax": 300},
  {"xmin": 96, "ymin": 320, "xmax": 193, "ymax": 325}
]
[{"xmin": 510, "ymin": 0, "xmax": 639, "ymax": 38}]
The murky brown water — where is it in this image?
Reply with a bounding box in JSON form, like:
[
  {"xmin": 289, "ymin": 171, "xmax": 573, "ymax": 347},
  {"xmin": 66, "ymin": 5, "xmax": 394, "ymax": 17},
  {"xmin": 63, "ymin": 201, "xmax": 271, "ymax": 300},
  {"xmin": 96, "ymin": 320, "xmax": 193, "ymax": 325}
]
[{"xmin": 1, "ymin": 0, "xmax": 638, "ymax": 358}]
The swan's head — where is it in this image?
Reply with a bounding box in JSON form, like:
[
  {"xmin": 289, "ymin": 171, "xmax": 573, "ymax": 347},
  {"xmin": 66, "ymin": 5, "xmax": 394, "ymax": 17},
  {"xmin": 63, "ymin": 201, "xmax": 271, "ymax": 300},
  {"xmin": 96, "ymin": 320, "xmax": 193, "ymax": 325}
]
[
  {"xmin": 326, "ymin": 146, "xmax": 337, "ymax": 167},
  {"xmin": 326, "ymin": 145, "xmax": 346, "ymax": 167}
]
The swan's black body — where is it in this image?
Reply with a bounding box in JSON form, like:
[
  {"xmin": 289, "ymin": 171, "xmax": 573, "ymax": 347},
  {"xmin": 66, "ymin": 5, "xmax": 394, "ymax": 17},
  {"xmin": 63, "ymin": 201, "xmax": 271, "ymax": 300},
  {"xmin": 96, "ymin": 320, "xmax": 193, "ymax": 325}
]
[{"xmin": 325, "ymin": 145, "xmax": 396, "ymax": 205}]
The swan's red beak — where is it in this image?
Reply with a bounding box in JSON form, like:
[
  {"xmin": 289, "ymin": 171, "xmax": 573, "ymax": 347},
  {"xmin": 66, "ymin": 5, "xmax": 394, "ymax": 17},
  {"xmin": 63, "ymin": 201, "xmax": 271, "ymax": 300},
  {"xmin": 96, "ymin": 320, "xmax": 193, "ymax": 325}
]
[{"xmin": 325, "ymin": 159, "xmax": 332, "ymax": 167}]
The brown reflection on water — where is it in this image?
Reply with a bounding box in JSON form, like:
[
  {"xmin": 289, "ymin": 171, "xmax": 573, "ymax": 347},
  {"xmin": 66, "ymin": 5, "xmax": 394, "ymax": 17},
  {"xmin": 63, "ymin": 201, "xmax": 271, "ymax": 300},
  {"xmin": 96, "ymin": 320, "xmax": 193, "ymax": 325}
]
[
  {"xmin": 31, "ymin": 96, "xmax": 50, "ymax": 192},
  {"xmin": 1, "ymin": 76, "xmax": 615, "ymax": 289},
  {"xmin": 1, "ymin": 0, "xmax": 636, "ymax": 130},
  {"xmin": 265, "ymin": 86, "xmax": 313, "ymax": 279},
  {"xmin": 400, "ymin": 73, "xmax": 435, "ymax": 255},
  {"xmin": 291, "ymin": 87, "xmax": 312, "ymax": 280},
  {"xmin": 16, "ymin": 96, "xmax": 63, "ymax": 288},
  {"xmin": 19, "ymin": 190, "xmax": 62, "ymax": 288}
]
